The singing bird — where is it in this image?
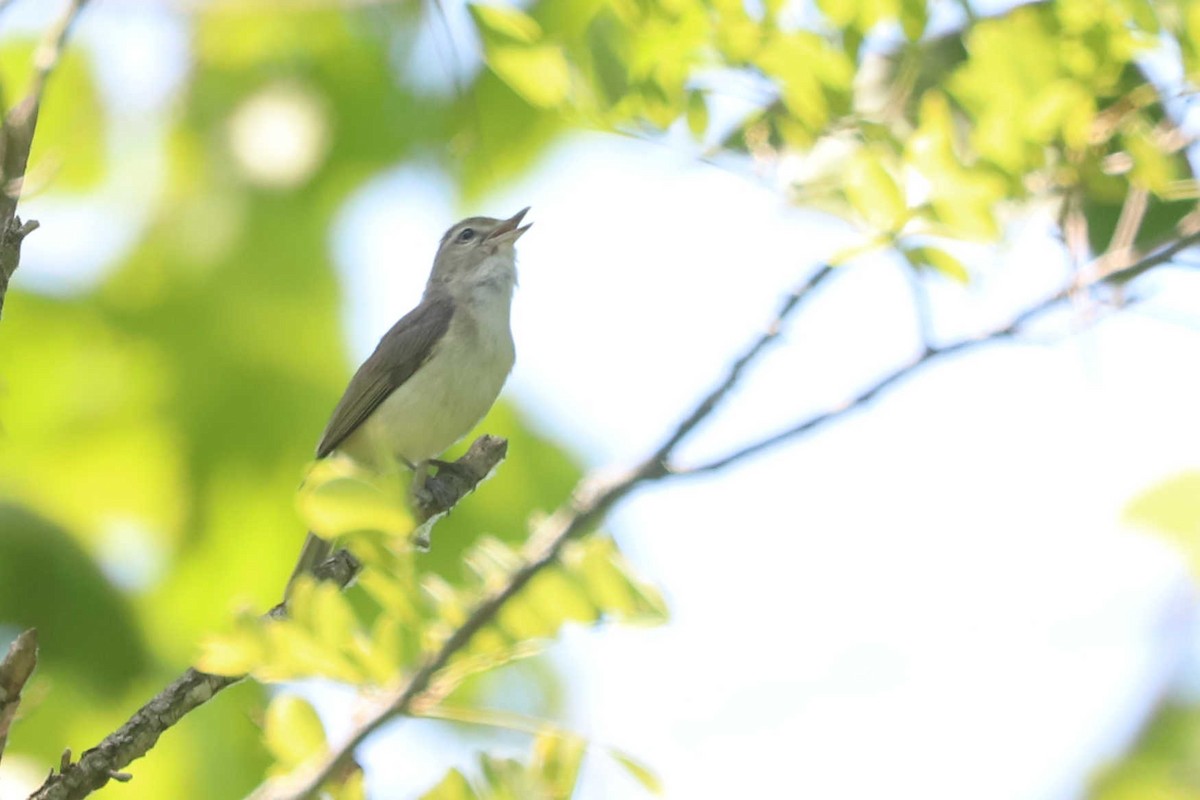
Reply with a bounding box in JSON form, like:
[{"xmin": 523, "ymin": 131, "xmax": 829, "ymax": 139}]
[{"xmin": 289, "ymin": 207, "xmax": 531, "ymax": 590}]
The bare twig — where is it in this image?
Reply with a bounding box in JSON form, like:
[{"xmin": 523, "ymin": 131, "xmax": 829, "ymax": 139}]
[
  {"xmin": 0, "ymin": 0, "xmax": 90, "ymax": 320},
  {"xmin": 676, "ymin": 228, "xmax": 1200, "ymax": 475},
  {"xmin": 906, "ymin": 268, "xmax": 935, "ymax": 349},
  {"xmin": 0, "ymin": 629, "xmax": 38, "ymax": 765},
  {"xmin": 650, "ymin": 263, "xmax": 835, "ymax": 463},
  {"xmin": 250, "ymin": 265, "xmax": 839, "ymax": 799},
  {"xmin": 35, "ymin": 223, "xmax": 1200, "ymax": 800},
  {"xmin": 29, "ymin": 440, "xmax": 506, "ymax": 800},
  {"xmin": 1099, "ymin": 186, "xmax": 1149, "ymax": 278},
  {"xmin": 252, "ymin": 228, "xmax": 1200, "ymax": 799}
]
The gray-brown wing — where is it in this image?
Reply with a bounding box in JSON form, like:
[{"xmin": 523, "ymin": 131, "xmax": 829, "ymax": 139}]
[{"xmin": 316, "ymin": 293, "xmax": 455, "ymax": 458}]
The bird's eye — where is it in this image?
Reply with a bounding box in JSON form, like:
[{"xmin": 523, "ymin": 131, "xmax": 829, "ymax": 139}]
[{"xmin": 457, "ymin": 228, "xmax": 476, "ymax": 243}]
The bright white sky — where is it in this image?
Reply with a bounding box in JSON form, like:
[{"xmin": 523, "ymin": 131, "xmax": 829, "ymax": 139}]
[
  {"xmin": 330, "ymin": 136, "xmax": 1200, "ymax": 800},
  {"xmin": 5, "ymin": 2, "xmax": 1200, "ymax": 799}
]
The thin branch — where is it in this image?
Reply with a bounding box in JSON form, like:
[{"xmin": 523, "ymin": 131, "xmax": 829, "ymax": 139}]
[
  {"xmin": 42, "ymin": 222, "xmax": 1200, "ymax": 800},
  {"xmin": 249, "ymin": 265, "xmax": 839, "ymax": 799},
  {"xmin": 676, "ymin": 228, "xmax": 1200, "ymax": 476},
  {"xmin": 0, "ymin": 0, "xmax": 90, "ymax": 320},
  {"xmin": 30, "ymin": 670, "xmax": 240, "ymax": 800},
  {"xmin": 28, "ymin": 439, "xmax": 507, "ymax": 800},
  {"xmin": 0, "ymin": 629, "xmax": 38, "ymax": 765},
  {"xmin": 251, "ymin": 474, "xmax": 646, "ymax": 799},
  {"xmin": 906, "ymin": 268, "xmax": 935, "ymax": 350},
  {"xmin": 649, "ymin": 263, "xmax": 835, "ymax": 463},
  {"xmin": 1100, "ymin": 186, "xmax": 1149, "ymax": 278}
]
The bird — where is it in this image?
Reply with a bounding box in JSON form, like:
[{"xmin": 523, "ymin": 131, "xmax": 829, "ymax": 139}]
[{"xmin": 288, "ymin": 207, "xmax": 531, "ymax": 593}]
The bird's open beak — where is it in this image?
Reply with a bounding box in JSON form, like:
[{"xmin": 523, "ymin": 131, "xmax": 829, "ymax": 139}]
[{"xmin": 488, "ymin": 206, "xmax": 532, "ymax": 243}]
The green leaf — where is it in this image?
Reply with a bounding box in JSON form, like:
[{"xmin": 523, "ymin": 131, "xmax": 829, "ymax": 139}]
[
  {"xmin": 296, "ymin": 458, "xmax": 413, "ymax": 540},
  {"xmin": 196, "ymin": 614, "xmax": 266, "ymax": 676},
  {"xmin": 354, "ymin": 614, "xmax": 406, "ymax": 684},
  {"xmin": 686, "ymin": 90, "xmax": 709, "ymax": 138},
  {"xmin": 609, "ymin": 748, "xmax": 664, "ymax": 795},
  {"xmin": 0, "ymin": 40, "xmax": 106, "ymax": 190},
  {"xmin": 1184, "ymin": 2, "xmax": 1200, "ymax": 80},
  {"xmin": 532, "ymin": 731, "xmax": 587, "ymax": 798},
  {"xmin": 1124, "ymin": 126, "xmax": 1179, "ymax": 194},
  {"xmin": 755, "ymin": 31, "xmax": 853, "ymax": 133},
  {"xmin": 291, "ymin": 578, "xmax": 357, "ymax": 653},
  {"xmin": 328, "ymin": 767, "xmax": 367, "ymax": 800},
  {"xmin": 563, "ymin": 537, "xmax": 668, "ymax": 623},
  {"xmin": 902, "ymin": 245, "xmax": 970, "ymax": 284},
  {"xmin": 421, "ymin": 769, "xmax": 480, "ymax": 800},
  {"xmin": 485, "ymin": 44, "xmax": 572, "ymax": 108},
  {"xmin": 899, "ymin": 0, "xmax": 927, "ymax": 40},
  {"xmin": 1124, "ymin": 471, "xmax": 1200, "ymax": 579},
  {"xmin": 1090, "ymin": 701, "xmax": 1200, "ymax": 799},
  {"xmin": 264, "ymin": 694, "xmax": 328, "ymax": 769},
  {"xmin": 711, "ymin": 0, "xmax": 762, "ymax": 62},
  {"xmin": 815, "ymin": 0, "xmax": 857, "ymax": 27},
  {"xmin": 470, "ymin": 3, "xmax": 545, "ymax": 44},
  {"xmin": 845, "ymin": 149, "xmax": 907, "ymax": 233}
]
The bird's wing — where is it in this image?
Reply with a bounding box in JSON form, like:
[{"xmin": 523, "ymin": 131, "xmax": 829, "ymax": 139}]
[{"xmin": 316, "ymin": 293, "xmax": 455, "ymax": 458}]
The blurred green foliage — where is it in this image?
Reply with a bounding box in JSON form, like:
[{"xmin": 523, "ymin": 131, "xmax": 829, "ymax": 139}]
[
  {"xmin": 1088, "ymin": 473, "xmax": 1200, "ymax": 798},
  {"xmin": 419, "ymin": 723, "xmax": 661, "ymax": 799},
  {"xmin": 0, "ymin": 0, "xmax": 1197, "ymax": 796}
]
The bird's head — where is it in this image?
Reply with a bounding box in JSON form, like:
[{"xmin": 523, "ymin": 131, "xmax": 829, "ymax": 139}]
[{"xmin": 427, "ymin": 207, "xmax": 531, "ymax": 295}]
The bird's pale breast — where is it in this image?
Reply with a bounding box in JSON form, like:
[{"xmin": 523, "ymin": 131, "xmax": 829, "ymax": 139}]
[{"xmin": 338, "ymin": 299, "xmax": 515, "ymax": 469}]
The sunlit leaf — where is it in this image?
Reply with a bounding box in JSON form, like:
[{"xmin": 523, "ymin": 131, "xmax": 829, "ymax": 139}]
[
  {"xmin": 1090, "ymin": 701, "xmax": 1200, "ymax": 799},
  {"xmin": 328, "ymin": 766, "xmax": 367, "ymax": 800},
  {"xmin": 1124, "ymin": 127, "xmax": 1178, "ymax": 194},
  {"xmin": 196, "ymin": 614, "xmax": 266, "ymax": 676},
  {"xmin": 562, "ymin": 536, "xmax": 668, "ymax": 623},
  {"xmin": 290, "ymin": 578, "xmax": 357, "ymax": 654},
  {"xmin": 899, "ymin": 0, "xmax": 927, "ymax": 40},
  {"xmin": 0, "ymin": 40, "xmax": 106, "ymax": 189},
  {"xmin": 264, "ymin": 694, "xmax": 328, "ymax": 769},
  {"xmin": 686, "ymin": 90, "xmax": 708, "ymax": 138},
  {"xmin": 195, "ymin": 7, "xmax": 352, "ymax": 67},
  {"xmin": 1124, "ymin": 471, "xmax": 1200, "ymax": 579},
  {"xmin": 524, "ymin": 567, "xmax": 601, "ymax": 625},
  {"xmin": 845, "ymin": 149, "xmax": 907, "ymax": 232},
  {"xmin": 421, "ymin": 768, "xmax": 480, "ymax": 800},
  {"xmin": 902, "ymin": 245, "xmax": 970, "ymax": 284},
  {"xmin": 297, "ymin": 458, "xmax": 413, "ymax": 540},
  {"xmin": 711, "ymin": 0, "xmax": 762, "ymax": 62},
  {"xmin": 486, "ymin": 44, "xmax": 572, "ymax": 108},
  {"xmin": 532, "ymin": 730, "xmax": 587, "ymax": 798},
  {"xmin": 755, "ymin": 31, "xmax": 853, "ymax": 132},
  {"xmin": 354, "ymin": 614, "xmax": 406, "ymax": 684},
  {"xmin": 470, "ymin": 3, "xmax": 545, "ymax": 44},
  {"xmin": 1184, "ymin": 2, "xmax": 1200, "ymax": 80},
  {"xmin": 609, "ymin": 748, "xmax": 664, "ymax": 795},
  {"xmin": 816, "ymin": 0, "xmax": 857, "ymax": 27}
]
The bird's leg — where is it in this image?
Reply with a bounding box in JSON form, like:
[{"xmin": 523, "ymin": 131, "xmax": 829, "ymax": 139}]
[{"xmin": 407, "ymin": 459, "xmax": 434, "ymax": 508}]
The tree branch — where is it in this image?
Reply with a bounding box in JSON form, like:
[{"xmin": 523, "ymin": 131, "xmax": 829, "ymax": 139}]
[
  {"xmin": 0, "ymin": 629, "xmax": 38, "ymax": 766},
  {"xmin": 28, "ymin": 439, "xmax": 507, "ymax": 800},
  {"xmin": 249, "ymin": 264, "xmax": 839, "ymax": 800},
  {"xmin": 649, "ymin": 263, "xmax": 834, "ymax": 462},
  {"xmin": 675, "ymin": 227, "xmax": 1200, "ymax": 476},
  {"xmin": 0, "ymin": 0, "xmax": 90, "ymax": 320},
  {"xmin": 33, "ymin": 219, "xmax": 1200, "ymax": 800},
  {"xmin": 251, "ymin": 228, "xmax": 1200, "ymax": 799}
]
